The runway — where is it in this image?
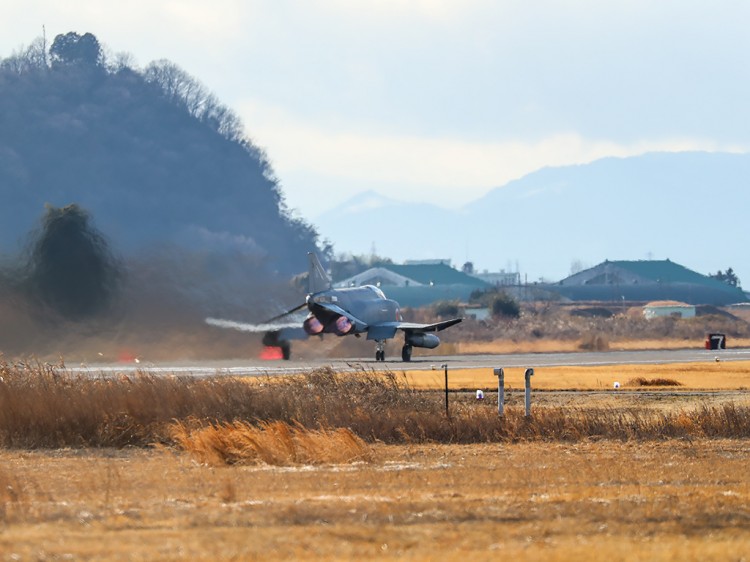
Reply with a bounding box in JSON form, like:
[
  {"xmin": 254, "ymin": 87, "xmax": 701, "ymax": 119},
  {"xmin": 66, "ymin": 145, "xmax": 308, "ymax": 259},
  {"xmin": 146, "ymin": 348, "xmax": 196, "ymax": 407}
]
[{"xmin": 68, "ymin": 346, "xmax": 750, "ymax": 377}]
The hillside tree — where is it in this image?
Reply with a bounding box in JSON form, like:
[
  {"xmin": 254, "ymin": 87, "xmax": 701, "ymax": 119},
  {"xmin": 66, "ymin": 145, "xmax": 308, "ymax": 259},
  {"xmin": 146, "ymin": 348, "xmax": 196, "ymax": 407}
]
[
  {"xmin": 50, "ymin": 32, "xmax": 103, "ymax": 67},
  {"xmin": 25, "ymin": 204, "xmax": 121, "ymax": 319},
  {"xmin": 709, "ymin": 267, "xmax": 741, "ymax": 288}
]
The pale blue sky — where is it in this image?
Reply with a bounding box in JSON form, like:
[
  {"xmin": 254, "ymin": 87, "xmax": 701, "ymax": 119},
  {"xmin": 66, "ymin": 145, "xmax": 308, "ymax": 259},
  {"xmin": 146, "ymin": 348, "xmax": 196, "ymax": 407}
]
[{"xmin": 2, "ymin": 1, "xmax": 749, "ymax": 217}]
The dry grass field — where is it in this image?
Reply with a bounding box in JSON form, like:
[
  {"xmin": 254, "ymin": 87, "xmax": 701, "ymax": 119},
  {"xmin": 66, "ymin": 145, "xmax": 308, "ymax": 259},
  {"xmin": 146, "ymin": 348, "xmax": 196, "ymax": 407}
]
[
  {"xmin": 2, "ymin": 441, "xmax": 750, "ymax": 560},
  {"xmin": 1, "ymin": 360, "xmax": 750, "ymax": 559},
  {"xmin": 402, "ymin": 360, "xmax": 750, "ymax": 391},
  {"xmin": 455, "ymin": 337, "xmax": 750, "ymax": 355}
]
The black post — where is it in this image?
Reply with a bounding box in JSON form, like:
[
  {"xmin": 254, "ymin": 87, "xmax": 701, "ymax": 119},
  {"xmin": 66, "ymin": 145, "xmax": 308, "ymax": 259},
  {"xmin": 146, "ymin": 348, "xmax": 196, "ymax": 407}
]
[{"xmin": 443, "ymin": 364, "xmax": 449, "ymax": 417}]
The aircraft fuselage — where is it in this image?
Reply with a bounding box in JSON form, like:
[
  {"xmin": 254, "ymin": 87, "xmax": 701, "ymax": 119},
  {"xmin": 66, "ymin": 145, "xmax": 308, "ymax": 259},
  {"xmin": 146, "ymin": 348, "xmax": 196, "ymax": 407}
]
[{"xmin": 304, "ymin": 285, "xmax": 400, "ymax": 336}]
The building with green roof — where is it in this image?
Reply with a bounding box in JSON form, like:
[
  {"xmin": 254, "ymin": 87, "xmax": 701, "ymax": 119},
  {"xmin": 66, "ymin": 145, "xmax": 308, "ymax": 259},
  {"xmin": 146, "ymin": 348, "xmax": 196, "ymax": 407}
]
[
  {"xmin": 334, "ymin": 262, "xmax": 490, "ymax": 307},
  {"xmin": 552, "ymin": 259, "xmax": 746, "ymax": 305}
]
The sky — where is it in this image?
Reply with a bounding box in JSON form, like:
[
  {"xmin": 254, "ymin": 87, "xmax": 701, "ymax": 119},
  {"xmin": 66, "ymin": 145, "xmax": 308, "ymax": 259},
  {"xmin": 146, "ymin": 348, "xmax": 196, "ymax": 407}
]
[{"xmin": 2, "ymin": 1, "xmax": 750, "ymax": 221}]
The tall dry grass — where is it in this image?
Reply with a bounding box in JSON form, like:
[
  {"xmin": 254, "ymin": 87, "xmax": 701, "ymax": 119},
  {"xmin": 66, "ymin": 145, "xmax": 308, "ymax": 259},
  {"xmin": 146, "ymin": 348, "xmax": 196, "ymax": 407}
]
[
  {"xmin": 170, "ymin": 420, "xmax": 373, "ymax": 466},
  {"xmin": 0, "ymin": 360, "xmax": 261, "ymax": 447},
  {"xmin": 626, "ymin": 377, "xmax": 683, "ymax": 387},
  {"xmin": 2, "ymin": 361, "xmax": 750, "ymax": 450}
]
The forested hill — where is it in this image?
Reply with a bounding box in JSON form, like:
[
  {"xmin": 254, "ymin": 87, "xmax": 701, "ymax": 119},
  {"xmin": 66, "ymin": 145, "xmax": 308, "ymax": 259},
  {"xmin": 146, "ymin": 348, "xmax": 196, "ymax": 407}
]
[{"xmin": 0, "ymin": 32, "xmax": 318, "ymax": 275}]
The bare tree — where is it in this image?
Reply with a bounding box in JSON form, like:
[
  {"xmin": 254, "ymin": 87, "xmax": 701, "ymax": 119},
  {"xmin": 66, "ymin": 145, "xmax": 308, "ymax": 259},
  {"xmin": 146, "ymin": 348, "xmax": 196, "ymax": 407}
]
[
  {"xmin": 143, "ymin": 59, "xmax": 244, "ymax": 142},
  {"xmin": 0, "ymin": 37, "xmax": 48, "ymax": 73}
]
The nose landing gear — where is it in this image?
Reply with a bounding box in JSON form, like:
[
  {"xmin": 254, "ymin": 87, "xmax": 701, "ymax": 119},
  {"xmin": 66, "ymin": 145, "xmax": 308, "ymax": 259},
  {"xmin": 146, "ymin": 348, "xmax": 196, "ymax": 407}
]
[{"xmin": 375, "ymin": 340, "xmax": 386, "ymax": 362}]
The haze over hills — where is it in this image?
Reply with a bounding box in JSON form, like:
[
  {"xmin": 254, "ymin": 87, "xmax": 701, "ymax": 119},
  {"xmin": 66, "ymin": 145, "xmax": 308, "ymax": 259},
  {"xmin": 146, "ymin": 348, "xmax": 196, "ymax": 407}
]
[
  {"xmin": 0, "ymin": 32, "xmax": 319, "ymax": 280},
  {"xmin": 0, "ymin": 31, "xmax": 321, "ymax": 357},
  {"xmin": 316, "ymin": 151, "xmax": 749, "ymax": 286}
]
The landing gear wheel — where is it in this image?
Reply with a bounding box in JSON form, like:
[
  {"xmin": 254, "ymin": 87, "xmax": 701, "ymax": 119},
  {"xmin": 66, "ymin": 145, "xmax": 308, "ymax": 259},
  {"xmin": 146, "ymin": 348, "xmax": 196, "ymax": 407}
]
[
  {"xmin": 375, "ymin": 341, "xmax": 386, "ymax": 362},
  {"xmin": 401, "ymin": 344, "xmax": 413, "ymax": 362},
  {"xmin": 280, "ymin": 342, "xmax": 291, "ymax": 360}
]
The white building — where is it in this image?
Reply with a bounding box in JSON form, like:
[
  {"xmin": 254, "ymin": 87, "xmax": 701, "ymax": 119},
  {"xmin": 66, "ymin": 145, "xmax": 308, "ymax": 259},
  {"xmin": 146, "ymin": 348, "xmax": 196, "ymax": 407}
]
[{"xmin": 643, "ymin": 301, "xmax": 696, "ymax": 319}]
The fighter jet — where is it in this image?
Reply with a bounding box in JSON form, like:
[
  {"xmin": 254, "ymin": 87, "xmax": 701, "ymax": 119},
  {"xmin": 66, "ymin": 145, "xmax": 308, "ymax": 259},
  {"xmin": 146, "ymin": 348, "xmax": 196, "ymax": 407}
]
[{"xmin": 260, "ymin": 253, "xmax": 462, "ymax": 361}]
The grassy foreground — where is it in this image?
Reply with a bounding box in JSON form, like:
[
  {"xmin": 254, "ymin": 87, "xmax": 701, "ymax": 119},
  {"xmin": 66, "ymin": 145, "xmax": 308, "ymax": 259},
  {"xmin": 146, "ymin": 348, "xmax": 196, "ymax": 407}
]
[
  {"xmin": 2, "ymin": 360, "xmax": 750, "ymax": 559},
  {"xmin": 2, "ymin": 441, "xmax": 750, "ymax": 560},
  {"xmin": 2, "ymin": 360, "xmax": 750, "ymax": 448}
]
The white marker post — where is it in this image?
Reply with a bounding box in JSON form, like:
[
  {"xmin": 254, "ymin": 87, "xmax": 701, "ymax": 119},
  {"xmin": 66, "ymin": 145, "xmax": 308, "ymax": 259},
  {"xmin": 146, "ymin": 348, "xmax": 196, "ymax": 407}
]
[
  {"xmin": 494, "ymin": 368, "xmax": 505, "ymax": 416},
  {"xmin": 524, "ymin": 368, "xmax": 534, "ymax": 417}
]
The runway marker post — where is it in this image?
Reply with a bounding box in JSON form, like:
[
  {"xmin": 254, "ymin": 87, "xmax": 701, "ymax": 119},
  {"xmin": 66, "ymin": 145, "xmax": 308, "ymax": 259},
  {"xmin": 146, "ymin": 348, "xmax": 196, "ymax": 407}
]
[
  {"xmin": 494, "ymin": 368, "xmax": 505, "ymax": 416},
  {"xmin": 524, "ymin": 368, "xmax": 534, "ymax": 417}
]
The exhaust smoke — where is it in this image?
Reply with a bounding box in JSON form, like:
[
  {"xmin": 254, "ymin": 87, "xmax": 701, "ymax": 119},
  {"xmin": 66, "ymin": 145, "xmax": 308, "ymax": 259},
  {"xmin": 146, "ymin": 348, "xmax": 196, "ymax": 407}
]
[{"xmin": 206, "ymin": 317, "xmax": 300, "ymax": 333}]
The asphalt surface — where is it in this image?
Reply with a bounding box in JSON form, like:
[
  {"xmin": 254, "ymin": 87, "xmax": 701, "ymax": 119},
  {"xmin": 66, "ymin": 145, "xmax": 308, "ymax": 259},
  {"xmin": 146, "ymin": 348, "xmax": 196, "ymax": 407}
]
[{"xmin": 67, "ymin": 347, "xmax": 750, "ymax": 377}]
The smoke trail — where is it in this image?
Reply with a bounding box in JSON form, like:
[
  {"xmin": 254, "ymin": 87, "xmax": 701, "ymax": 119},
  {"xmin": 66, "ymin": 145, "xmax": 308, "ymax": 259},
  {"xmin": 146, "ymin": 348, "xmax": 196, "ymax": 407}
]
[{"xmin": 205, "ymin": 317, "xmax": 301, "ymax": 333}]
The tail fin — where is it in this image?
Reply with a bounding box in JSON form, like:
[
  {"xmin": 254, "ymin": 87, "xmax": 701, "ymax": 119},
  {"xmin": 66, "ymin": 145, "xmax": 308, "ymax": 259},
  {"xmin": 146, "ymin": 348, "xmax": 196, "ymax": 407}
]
[{"xmin": 308, "ymin": 252, "xmax": 332, "ymax": 294}]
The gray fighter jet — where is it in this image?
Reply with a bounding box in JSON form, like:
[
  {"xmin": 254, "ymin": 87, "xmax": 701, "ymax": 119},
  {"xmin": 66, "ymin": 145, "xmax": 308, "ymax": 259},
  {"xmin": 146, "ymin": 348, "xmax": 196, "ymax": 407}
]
[{"xmin": 262, "ymin": 253, "xmax": 462, "ymax": 361}]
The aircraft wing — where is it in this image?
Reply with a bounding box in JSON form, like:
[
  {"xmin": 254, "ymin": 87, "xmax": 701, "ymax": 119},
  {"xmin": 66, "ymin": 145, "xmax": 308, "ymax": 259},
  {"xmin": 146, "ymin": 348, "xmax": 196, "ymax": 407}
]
[
  {"xmin": 395, "ymin": 318, "xmax": 462, "ymax": 332},
  {"xmin": 366, "ymin": 318, "xmax": 462, "ymax": 341}
]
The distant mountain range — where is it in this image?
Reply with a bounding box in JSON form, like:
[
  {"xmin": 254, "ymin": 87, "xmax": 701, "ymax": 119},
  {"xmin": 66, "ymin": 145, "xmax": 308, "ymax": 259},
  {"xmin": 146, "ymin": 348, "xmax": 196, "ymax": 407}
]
[{"xmin": 316, "ymin": 151, "xmax": 750, "ymax": 286}]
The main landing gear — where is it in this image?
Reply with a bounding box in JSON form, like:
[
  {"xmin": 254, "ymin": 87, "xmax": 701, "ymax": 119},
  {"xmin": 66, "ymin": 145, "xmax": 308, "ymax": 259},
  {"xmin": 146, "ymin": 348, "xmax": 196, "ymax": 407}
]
[
  {"xmin": 375, "ymin": 340, "xmax": 386, "ymax": 362},
  {"xmin": 374, "ymin": 341, "xmax": 413, "ymax": 362}
]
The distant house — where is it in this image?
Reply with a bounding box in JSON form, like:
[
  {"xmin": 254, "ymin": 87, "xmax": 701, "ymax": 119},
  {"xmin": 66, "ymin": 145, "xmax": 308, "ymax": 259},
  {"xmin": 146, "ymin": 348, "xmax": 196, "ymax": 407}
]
[
  {"xmin": 464, "ymin": 305, "xmax": 491, "ymax": 321},
  {"xmin": 472, "ymin": 270, "xmax": 521, "ymax": 286},
  {"xmin": 335, "ymin": 262, "xmax": 490, "ymax": 307},
  {"xmin": 643, "ymin": 301, "xmax": 696, "ymax": 319},
  {"xmin": 550, "ymin": 259, "xmax": 747, "ymax": 305}
]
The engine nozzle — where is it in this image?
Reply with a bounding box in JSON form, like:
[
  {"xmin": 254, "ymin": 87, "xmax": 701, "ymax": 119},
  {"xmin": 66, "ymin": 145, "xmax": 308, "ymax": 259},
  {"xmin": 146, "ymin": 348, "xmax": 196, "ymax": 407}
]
[
  {"xmin": 303, "ymin": 314, "xmax": 324, "ymax": 335},
  {"xmin": 333, "ymin": 315, "xmax": 353, "ymax": 335}
]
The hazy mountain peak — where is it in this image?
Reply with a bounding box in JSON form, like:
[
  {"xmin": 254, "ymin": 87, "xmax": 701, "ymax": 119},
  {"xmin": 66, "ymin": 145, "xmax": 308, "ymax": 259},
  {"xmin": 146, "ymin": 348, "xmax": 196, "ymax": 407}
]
[
  {"xmin": 315, "ymin": 151, "xmax": 750, "ymax": 285},
  {"xmin": 336, "ymin": 190, "xmax": 399, "ymax": 215}
]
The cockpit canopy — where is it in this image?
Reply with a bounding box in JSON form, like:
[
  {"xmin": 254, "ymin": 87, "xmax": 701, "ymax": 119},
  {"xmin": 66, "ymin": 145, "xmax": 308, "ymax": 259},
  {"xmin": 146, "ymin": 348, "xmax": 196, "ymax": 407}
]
[{"xmin": 364, "ymin": 285, "xmax": 386, "ymax": 299}]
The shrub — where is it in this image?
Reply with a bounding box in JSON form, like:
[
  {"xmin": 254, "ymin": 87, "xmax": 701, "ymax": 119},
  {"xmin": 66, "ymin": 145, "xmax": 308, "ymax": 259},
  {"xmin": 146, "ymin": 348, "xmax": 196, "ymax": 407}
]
[
  {"xmin": 491, "ymin": 293, "xmax": 520, "ymax": 319},
  {"xmin": 578, "ymin": 333, "xmax": 610, "ymax": 350},
  {"xmin": 626, "ymin": 377, "xmax": 683, "ymax": 387},
  {"xmin": 433, "ymin": 300, "xmax": 460, "ymax": 318},
  {"xmin": 170, "ymin": 420, "xmax": 373, "ymax": 466}
]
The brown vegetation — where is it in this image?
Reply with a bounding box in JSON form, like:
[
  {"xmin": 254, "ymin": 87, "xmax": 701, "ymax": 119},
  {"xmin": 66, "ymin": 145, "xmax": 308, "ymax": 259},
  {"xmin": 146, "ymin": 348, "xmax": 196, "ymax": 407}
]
[
  {"xmin": 577, "ymin": 332, "xmax": 610, "ymax": 350},
  {"xmin": 2, "ymin": 441, "xmax": 750, "ymax": 560},
  {"xmin": 170, "ymin": 420, "xmax": 373, "ymax": 466},
  {"xmin": 3, "ymin": 360, "xmax": 750, "ymax": 559},
  {"xmin": 439, "ymin": 302, "xmax": 750, "ymax": 342},
  {"xmin": 626, "ymin": 376, "xmax": 683, "ymax": 387},
  {"xmin": 2, "ymin": 361, "xmax": 750, "ymax": 451}
]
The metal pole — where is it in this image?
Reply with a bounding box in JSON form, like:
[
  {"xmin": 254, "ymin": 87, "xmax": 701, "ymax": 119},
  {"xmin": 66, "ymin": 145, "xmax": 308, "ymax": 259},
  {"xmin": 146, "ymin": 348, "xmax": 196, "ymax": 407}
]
[
  {"xmin": 443, "ymin": 364, "xmax": 449, "ymax": 417},
  {"xmin": 494, "ymin": 368, "xmax": 505, "ymax": 416},
  {"xmin": 524, "ymin": 368, "xmax": 534, "ymax": 417}
]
